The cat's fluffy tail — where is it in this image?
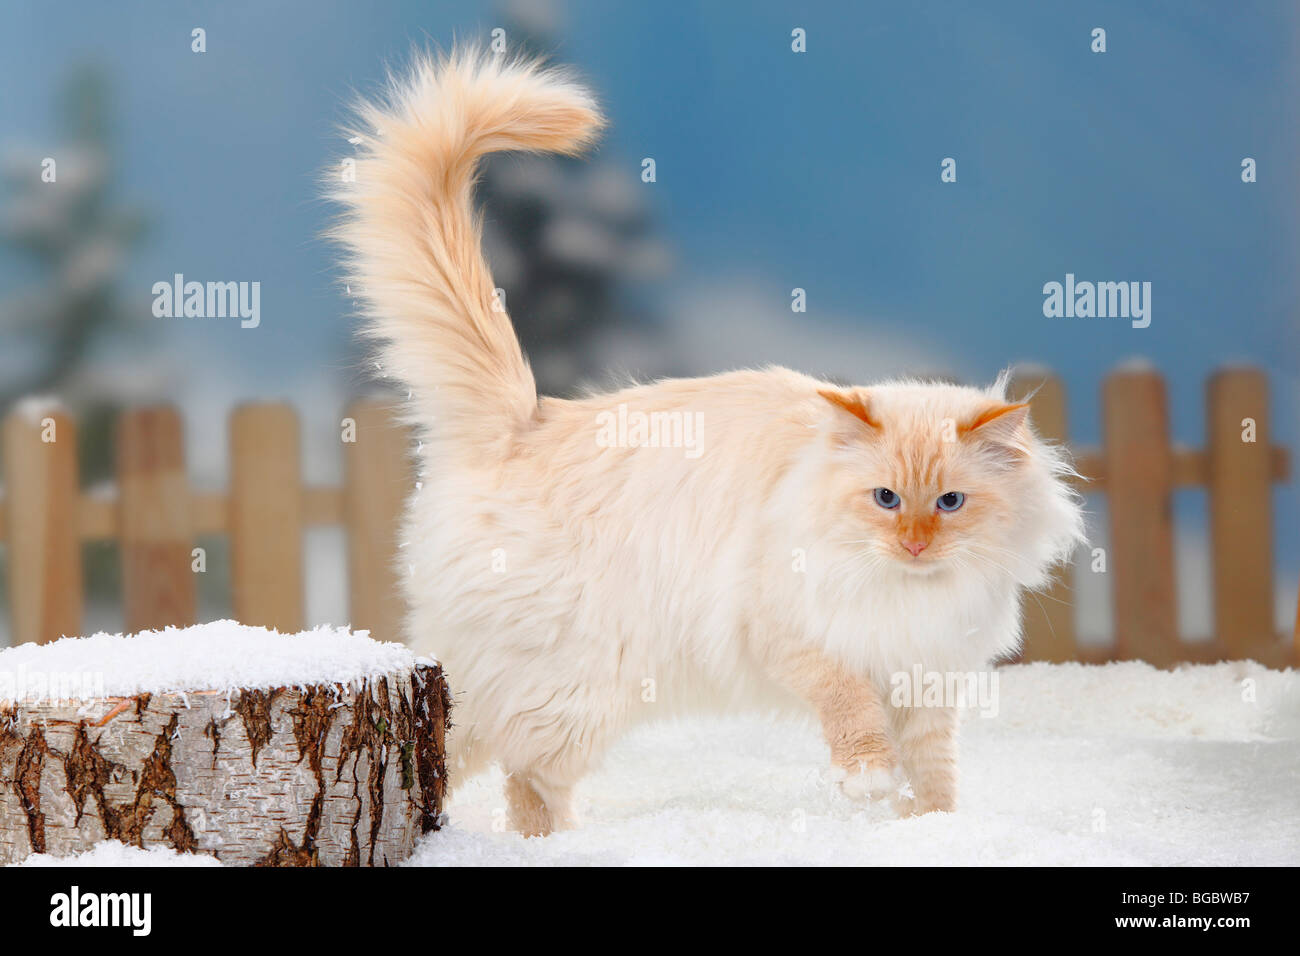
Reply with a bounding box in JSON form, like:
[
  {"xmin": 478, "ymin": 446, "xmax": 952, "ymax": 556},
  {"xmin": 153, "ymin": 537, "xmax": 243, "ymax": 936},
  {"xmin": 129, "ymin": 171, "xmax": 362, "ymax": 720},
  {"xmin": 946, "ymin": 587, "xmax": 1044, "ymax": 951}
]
[{"xmin": 330, "ymin": 48, "xmax": 604, "ymax": 458}]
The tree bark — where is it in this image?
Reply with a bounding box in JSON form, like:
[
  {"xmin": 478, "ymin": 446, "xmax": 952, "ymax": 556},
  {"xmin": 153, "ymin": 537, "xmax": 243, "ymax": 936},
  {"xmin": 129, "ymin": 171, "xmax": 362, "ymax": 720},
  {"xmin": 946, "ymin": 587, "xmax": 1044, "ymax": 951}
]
[{"xmin": 0, "ymin": 663, "xmax": 451, "ymax": 866}]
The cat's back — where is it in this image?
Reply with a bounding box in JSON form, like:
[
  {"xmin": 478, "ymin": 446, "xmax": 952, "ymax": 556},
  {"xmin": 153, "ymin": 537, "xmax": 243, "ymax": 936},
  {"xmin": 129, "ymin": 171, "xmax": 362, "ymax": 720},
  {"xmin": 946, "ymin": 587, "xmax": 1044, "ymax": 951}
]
[{"xmin": 528, "ymin": 365, "xmax": 823, "ymax": 468}]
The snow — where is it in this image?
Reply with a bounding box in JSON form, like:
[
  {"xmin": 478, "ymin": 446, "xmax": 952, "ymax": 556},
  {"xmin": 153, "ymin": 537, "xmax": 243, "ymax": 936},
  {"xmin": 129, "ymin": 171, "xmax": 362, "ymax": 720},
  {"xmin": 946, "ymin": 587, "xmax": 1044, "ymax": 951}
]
[
  {"xmin": 7, "ymin": 658, "xmax": 1296, "ymax": 866},
  {"xmin": 0, "ymin": 620, "xmax": 429, "ymax": 703},
  {"xmin": 407, "ymin": 659, "xmax": 1299, "ymax": 866},
  {"xmin": 15, "ymin": 841, "xmax": 223, "ymax": 868},
  {"xmin": 11, "ymin": 394, "xmax": 64, "ymax": 425}
]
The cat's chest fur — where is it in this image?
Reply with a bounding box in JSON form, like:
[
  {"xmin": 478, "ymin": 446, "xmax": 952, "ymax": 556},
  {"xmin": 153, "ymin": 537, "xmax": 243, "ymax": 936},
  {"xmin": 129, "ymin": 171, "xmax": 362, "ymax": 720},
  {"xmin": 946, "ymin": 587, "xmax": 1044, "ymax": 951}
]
[{"xmin": 801, "ymin": 564, "xmax": 1023, "ymax": 678}]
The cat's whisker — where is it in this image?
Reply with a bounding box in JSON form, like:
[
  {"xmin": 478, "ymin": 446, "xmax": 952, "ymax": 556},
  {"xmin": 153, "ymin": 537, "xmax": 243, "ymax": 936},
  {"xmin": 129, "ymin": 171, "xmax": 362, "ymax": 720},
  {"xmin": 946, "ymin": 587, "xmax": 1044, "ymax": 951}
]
[
  {"xmin": 964, "ymin": 545, "xmax": 1077, "ymax": 606},
  {"xmin": 956, "ymin": 550, "xmax": 1069, "ymax": 647}
]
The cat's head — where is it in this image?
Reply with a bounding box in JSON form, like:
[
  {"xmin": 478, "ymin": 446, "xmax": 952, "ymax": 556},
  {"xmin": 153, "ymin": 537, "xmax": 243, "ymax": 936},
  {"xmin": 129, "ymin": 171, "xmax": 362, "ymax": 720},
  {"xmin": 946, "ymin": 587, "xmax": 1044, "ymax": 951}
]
[{"xmin": 813, "ymin": 375, "xmax": 1084, "ymax": 588}]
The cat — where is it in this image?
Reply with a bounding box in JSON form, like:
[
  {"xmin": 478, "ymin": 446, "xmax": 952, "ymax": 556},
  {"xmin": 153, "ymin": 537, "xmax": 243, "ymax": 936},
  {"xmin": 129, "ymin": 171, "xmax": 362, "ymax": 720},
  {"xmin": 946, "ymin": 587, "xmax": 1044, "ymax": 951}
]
[{"xmin": 330, "ymin": 48, "xmax": 1085, "ymax": 835}]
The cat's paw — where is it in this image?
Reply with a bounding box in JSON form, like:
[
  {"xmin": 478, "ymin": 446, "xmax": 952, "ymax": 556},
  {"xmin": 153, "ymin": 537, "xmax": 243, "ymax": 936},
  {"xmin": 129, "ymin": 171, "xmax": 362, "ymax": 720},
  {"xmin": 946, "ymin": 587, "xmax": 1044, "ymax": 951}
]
[
  {"xmin": 891, "ymin": 783, "xmax": 956, "ymax": 817},
  {"xmin": 829, "ymin": 763, "xmax": 901, "ymax": 802},
  {"xmin": 890, "ymin": 780, "xmax": 917, "ymax": 816}
]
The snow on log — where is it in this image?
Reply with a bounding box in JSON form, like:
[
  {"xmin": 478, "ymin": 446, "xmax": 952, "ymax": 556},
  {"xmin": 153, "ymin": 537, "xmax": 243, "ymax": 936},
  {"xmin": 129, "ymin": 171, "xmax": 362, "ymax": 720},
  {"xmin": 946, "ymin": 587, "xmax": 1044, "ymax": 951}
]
[{"xmin": 0, "ymin": 622, "xmax": 451, "ymax": 866}]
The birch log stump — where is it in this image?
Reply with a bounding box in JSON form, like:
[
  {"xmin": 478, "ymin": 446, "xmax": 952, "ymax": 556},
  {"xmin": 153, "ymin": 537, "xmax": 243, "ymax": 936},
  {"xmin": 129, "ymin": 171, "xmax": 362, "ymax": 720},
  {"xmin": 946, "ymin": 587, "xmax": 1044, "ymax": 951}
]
[{"xmin": 0, "ymin": 663, "xmax": 451, "ymax": 866}]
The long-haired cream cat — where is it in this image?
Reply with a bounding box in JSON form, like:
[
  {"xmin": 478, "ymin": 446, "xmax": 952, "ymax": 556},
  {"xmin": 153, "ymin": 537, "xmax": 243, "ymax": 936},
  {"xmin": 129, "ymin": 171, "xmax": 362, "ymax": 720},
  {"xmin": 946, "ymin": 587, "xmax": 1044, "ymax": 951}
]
[{"xmin": 332, "ymin": 49, "xmax": 1084, "ymax": 835}]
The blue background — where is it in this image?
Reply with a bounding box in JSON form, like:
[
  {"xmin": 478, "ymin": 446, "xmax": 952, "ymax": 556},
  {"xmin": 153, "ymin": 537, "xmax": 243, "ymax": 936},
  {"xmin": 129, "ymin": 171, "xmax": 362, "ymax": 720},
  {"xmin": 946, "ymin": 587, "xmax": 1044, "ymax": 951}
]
[{"xmin": 1, "ymin": 0, "xmax": 1295, "ymax": 638}]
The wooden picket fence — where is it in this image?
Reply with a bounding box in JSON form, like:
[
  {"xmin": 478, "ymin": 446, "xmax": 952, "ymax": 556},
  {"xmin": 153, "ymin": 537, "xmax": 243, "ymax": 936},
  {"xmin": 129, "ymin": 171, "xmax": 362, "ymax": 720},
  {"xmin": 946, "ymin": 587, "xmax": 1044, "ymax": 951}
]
[
  {"xmin": 0, "ymin": 365, "xmax": 1295, "ymax": 667},
  {"xmin": 0, "ymin": 399, "xmax": 411, "ymax": 650},
  {"xmin": 1008, "ymin": 365, "xmax": 1292, "ymax": 668}
]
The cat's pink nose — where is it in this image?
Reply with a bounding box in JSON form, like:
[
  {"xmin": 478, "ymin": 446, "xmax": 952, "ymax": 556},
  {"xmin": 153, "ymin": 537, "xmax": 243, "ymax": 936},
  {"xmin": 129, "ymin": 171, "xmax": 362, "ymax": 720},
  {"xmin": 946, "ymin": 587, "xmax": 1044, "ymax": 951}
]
[{"xmin": 901, "ymin": 539, "xmax": 928, "ymax": 557}]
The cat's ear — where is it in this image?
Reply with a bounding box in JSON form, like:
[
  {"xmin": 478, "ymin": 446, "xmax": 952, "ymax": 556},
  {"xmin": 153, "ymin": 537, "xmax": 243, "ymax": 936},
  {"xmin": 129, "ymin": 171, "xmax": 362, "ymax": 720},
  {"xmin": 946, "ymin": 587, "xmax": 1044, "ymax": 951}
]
[
  {"xmin": 961, "ymin": 402, "xmax": 1030, "ymax": 447},
  {"xmin": 818, "ymin": 388, "xmax": 880, "ymax": 430}
]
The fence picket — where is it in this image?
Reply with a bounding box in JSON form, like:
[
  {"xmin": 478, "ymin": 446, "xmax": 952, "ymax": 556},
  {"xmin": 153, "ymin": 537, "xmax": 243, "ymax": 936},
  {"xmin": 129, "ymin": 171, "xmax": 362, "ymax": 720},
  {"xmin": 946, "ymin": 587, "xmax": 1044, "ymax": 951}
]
[
  {"xmin": 1010, "ymin": 370, "xmax": 1078, "ymax": 662},
  {"xmin": 1207, "ymin": 369, "xmax": 1275, "ymax": 659},
  {"xmin": 1103, "ymin": 368, "xmax": 1178, "ymax": 663},
  {"xmin": 2, "ymin": 409, "xmax": 83, "ymax": 645},
  {"xmin": 116, "ymin": 406, "xmax": 196, "ymax": 634},
  {"xmin": 343, "ymin": 400, "xmax": 411, "ymax": 645},
  {"xmin": 230, "ymin": 404, "xmax": 304, "ymax": 633}
]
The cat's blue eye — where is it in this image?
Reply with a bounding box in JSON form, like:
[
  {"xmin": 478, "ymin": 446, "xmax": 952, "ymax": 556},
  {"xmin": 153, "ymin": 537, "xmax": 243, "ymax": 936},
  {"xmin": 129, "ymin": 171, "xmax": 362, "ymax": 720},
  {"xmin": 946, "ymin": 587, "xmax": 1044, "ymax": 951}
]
[
  {"xmin": 937, "ymin": 492, "xmax": 965, "ymax": 512},
  {"xmin": 873, "ymin": 488, "xmax": 900, "ymax": 510}
]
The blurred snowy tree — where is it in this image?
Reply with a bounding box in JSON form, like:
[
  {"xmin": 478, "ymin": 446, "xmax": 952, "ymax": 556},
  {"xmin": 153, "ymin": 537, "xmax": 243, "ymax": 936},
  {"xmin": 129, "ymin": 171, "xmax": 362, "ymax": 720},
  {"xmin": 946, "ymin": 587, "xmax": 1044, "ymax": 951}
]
[
  {"xmin": 0, "ymin": 65, "xmax": 154, "ymax": 627},
  {"xmin": 475, "ymin": 0, "xmax": 669, "ymax": 395},
  {"xmin": 0, "ymin": 65, "xmax": 149, "ymax": 417}
]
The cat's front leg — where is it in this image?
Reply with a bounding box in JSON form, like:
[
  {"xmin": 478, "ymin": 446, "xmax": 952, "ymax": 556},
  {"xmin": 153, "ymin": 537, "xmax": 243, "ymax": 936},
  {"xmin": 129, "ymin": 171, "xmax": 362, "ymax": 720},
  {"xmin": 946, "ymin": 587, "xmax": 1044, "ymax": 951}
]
[
  {"xmin": 887, "ymin": 700, "xmax": 958, "ymax": 814},
  {"xmin": 763, "ymin": 646, "xmax": 900, "ymax": 801}
]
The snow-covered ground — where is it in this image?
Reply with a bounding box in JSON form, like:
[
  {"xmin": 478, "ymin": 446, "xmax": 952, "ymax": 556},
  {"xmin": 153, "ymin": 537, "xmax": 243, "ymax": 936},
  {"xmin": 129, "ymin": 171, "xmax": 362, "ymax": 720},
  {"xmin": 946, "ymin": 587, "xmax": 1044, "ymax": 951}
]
[
  {"xmin": 12, "ymin": 659, "xmax": 1297, "ymax": 867},
  {"xmin": 409, "ymin": 660, "xmax": 1298, "ymax": 866},
  {"xmin": 17, "ymin": 842, "xmax": 223, "ymax": 867}
]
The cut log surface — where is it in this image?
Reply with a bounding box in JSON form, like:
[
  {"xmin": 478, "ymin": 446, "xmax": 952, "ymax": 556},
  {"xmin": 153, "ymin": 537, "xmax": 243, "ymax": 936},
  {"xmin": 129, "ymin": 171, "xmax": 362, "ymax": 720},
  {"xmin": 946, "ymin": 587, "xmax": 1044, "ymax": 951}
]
[{"xmin": 0, "ymin": 622, "xmax": 450, "ymax": 866}]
